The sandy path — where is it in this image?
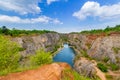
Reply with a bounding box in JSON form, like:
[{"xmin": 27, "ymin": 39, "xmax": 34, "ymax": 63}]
[{"xmin": 107, "ymin": 70, "xmax": 120, "ymax": 76}]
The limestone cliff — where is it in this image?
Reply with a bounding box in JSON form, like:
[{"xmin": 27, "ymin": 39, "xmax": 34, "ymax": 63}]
[
  {"xmin": 12, "ymin": 33, "xmax": 62, "ymax": 57},
  {"xmin": 88, "ymin": 35, "xmax": 120, "ymax": 64},
  {"xmin": 68, "ymin": 33, "xmax": 120, "ymax": 79}
]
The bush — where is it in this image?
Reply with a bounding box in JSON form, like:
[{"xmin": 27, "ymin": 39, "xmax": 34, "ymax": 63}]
[
  {"xmin": 103, "ymin": 57, "xmax": 109, "ymax": 62},
  {"xmin": 0, "ymin": 35, "xmax": 20, "ymax": 75},
  {"xmin": 97, "ymin": 63, "xmax": 108, "ymax": 72},
  {"xmin": 30, "ymin": 50, "xmax": 53, "ymax": 66},
  {"xmin": 109, "ymin": 63, "xmax": 119, "ymax": 71}
]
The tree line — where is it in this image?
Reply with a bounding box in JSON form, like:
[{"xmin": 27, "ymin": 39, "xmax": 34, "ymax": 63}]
[
  {"xmin": 80, "ymin": 25, "xmax": 120, "ymax": 34},
  {"xmin": 0, "ymin": 26, "xmax": 56, "ymax": 37}
]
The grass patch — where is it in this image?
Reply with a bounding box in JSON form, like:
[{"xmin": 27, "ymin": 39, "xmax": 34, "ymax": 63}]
[
  {"xmin": 106, "ymin": 75, "xmax": 113, "ymax": 80},
  {"xmin": 62, "ymin": 69, "xmax": 92, "ymax": 80},
  {"xmin": 97, "ymin": 63, "xmax": 108, "ymax": 72},
  {"xmin": 103, "ymin": 57, "xmax": 109, "ymax": 63},
  {"xmin": 108, "ymin": 63, "xmax": 119, "ymax": 71},
  {"xmin": 112, "ymin": 47, "xmax": 120, "ymax": 54},
  {"xmin": 80, "ymin": 50, "xmax": 89, "ymax": 58}
]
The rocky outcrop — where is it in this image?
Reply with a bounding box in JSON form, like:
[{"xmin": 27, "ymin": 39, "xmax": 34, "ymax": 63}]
[
  {"xmin": 9, "ymin": 33, "xmax": 120, "ymax": 79},
  {"xmin": 12, "ymin": 33, "xmax": 62, "ymax": 57},
  {"xmin": 68, "ymin": 34, "xmax": 88, "ymax": 53},
  {"xmin": 68, "ymin": 33, "xmax": 120, "ymax": 65},
  {"xmin": 0, "ymin": 63, "xmax": 71, "ymax": 80},
  {"xmin": 69, "ymin": 33, "xmax": 120, "ymax": 79},
  {"xmin": 74, "ymin": 57, "xmax": 97, "ymax": 78},
  {"xmin": 88, "ymin": 36, "xmax": 120, "ymax": 64}
]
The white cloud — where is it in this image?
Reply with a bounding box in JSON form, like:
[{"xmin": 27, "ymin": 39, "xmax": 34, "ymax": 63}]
[
  {"xmin": 0, "ymin": 15, "xmax": 62, "ymax": 24},
  {"xmin": 0, "ymin": 0, "xmax": 41, "ymax": 15},
  {"xmin": 53, "ymin": 19, "xmax": 63, "ymax": 24},
  {"xmin": 73, "ymin": 1, "xmax": 120, "ymax": 20},
  {"xmin": 47, "ymin": 0, "xmax": 59, "ymax": 5}
]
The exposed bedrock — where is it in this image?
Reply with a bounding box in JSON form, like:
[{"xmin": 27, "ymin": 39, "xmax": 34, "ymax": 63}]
[{"xmin": 12, "ymin": 33, "xmax": 62, "ymax": 57}]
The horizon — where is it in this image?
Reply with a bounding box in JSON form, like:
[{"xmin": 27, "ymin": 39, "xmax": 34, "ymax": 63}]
[{"xmin": 0, "ymin": 0, "xmax": 120, "ymax": 33}]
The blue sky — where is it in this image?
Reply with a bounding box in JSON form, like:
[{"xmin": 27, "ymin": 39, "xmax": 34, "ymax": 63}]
[{"xmin": 0, "ymin": 0, "xmax": 120, "ymax": 33}]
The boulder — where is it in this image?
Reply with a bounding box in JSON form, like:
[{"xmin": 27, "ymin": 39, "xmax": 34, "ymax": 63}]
[{"xmin": 74, "ymin": 57, "xmax": 96, "ymax": 78}]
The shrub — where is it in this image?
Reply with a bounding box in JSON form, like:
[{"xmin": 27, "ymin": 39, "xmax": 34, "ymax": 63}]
[
  {"xmin": 109, "ymin": 63, "xmax": 119, "ymax": 71},
  {"xmin": 97, "ymin": 63, "xmax": 108, "ymax": 72},
  {"xmin": 0, "ymin": 35, "xmax": 20, "ymax": 75},
  {"xmin": 103, "ymin": 57, "xmax": 109, "ymax": 62},
  {"xmin": 30, "ymin": 50, "xmax": 53, "ymax": 66}
]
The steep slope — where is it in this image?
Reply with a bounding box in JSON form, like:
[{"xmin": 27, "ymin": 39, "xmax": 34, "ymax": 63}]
[
  {"xmin": 88, "ymin": 35, "xmax": 120, "ymax": 64},
  {"xmin": 0, "ymin": 63, "xmax": 71, "ymax": 80},
  {"xmin": 12, "ymin": 33, "xmax": 62, "ymax": 57},
  {"xmin": 68, "ymin": 33, "xmax": 120, "ymax": 80}
]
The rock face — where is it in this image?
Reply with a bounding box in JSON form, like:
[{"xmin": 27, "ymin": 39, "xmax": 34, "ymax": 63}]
[
  {"xmin": 9, "ymin": 33, "xmax": 120, "ymax": 79},
  {"xmin": 0, "ymin": 63, "xmax": 71, "ymax": 80},
  {"xmin": 68, "ymin": 34, "xmax": 88, "ymax": 53},
  {"xmin": 68, "ymin": 33, "xmax": 120, "ymax": 78},
  {"xmin": 74, "ymin": 57, "xmax": 97, "ymax": 78},
  {"xmin": 88, "ymin": 36, "xmax": 120, "ymax": 64},
  {"xmin": 68, "ymin": 33, "xmax": 120, "ymax": 65},
  {"xmin": 12, "ymin": 33, "xmax": 61, "ymax": 57}
]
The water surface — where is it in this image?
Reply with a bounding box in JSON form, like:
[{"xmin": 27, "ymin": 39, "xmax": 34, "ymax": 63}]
[{"xmin": 53, "ymin": 44, "xmax": 75, "ymax": 66}]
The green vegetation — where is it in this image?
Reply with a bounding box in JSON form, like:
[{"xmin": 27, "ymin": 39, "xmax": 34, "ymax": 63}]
[
  {"xmin": 86, "ymin": 43, "xmax": 91, "ymax": 49},
  {"xmin": 62, "ymin": 69, "xmax": 92, "ymax": 80},
  {"xmin": 80, "ymin": 50, "xmax": 89, "ymax": 58},
  {"xmin": 52, "ymin": 44, "xmax": 60, "ymax": 53},
  {"xmin": 97, "ymin": 63, "xmax": 108, "ymax": 72},
  {"xmin": 80, "ymin": 25, "xmax": 120, "ymax": 34},
  {"xmin": 108, "ymin": 63, "xmax": 119, "ymax": 71},
  {"xmin": 106, "ymin": 75, "xmax": 120, "ymax": 80},
  {"xmin": 61, "ymin": 34, "xmax": 69, "ymax": 43},
  {"xmin": 112, "ymin": 47, "xmax": 120, "ymax": 54},
  {"xmin": 103, "ymin": 57, "xmax": 109, "ymax": 63},
  {"xmin": 30, "ymin": 50, "xmax": 53, "ymax": 66},
  {"xmin": 0, "ymin": 26, "xmax": 56, "ymax": 37},
  {"xmin": 0, "ymin": 35, "xmax": 21, "ymax": 75},
  {"xmin": 106, "ymin": 75, "xmax": 113, "ymax": 80},
  {"xmin": 74, "ymin": 53, "xmax": 81, "ymax": 61},
  {"xmin": 0, "ymin": 35, "xmax": 53, "ymax": 75}
]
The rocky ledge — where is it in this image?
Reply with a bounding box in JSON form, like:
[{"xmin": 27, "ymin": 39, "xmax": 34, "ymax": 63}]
[{"xmin": 0, "ymin": 63, "xmax": 71, "ymax": 80}]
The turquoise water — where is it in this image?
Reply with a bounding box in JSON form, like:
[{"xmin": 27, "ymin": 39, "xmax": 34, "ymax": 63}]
[{"xmin": 53, "ymin": 44, "xmax": 75, "ymax": 66}]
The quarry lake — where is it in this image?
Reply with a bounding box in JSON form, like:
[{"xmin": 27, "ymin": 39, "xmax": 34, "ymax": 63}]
[{"xmin": 53, "ymin": 44, "xmax": 75, "ymax": 66}]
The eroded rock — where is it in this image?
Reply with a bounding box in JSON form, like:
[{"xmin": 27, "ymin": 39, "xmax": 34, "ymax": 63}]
[
  {"xmin": 12, "ymin": 33, "xmax": 61, "ymax": 57},
  {"xmin": 88, "ymin": 36, "xmax": 120, "ymax": 64},
  {"xmin": 0, "ymin": 63, "xmax": 71, "ymax": 80},
  {"xmin": 74, "ymin": 57, "xmax": 96, "ymax": 78}
]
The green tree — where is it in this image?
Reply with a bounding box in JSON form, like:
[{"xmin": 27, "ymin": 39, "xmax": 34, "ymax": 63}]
[
  {"xmin": 0, "ymin": 35, "xmax": 20, "ymax": 73},
  {"xmin": 30, "ymin": 50, "xmax": 52, "ymax": 66},
  {"xmin": 1, "ymin": 26, "xmax": 9, "ymax": 35}
]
